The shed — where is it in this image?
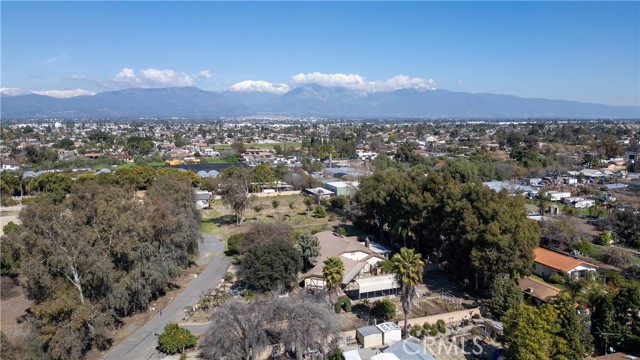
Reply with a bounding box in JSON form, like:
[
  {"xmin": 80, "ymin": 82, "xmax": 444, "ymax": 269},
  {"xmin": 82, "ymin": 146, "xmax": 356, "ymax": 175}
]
[
  {"xmin": 376, "ymin": 322, "xmax": 402, "ymax": 344},
  {"xmin": 356, "ymin": 326, "xmax": 383, "ymax": 348},
  {"xmin": 342, "ymin": 349, "xmax": 362, "ymax": 360}
]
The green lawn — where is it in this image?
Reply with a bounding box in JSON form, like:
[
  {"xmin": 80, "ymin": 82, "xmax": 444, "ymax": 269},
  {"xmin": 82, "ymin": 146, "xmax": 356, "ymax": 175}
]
[{"xmin": 199, "ymin": 157, "xmax": 237, "ymax": 165}]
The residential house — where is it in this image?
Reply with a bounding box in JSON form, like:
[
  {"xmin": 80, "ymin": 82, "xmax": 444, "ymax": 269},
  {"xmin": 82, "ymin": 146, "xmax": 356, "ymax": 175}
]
[
  {"xmin": 0, "ymin": 158, "xmax": 20, "ymax": 171},
  {"xmin": 304, "ymin": 187, "xmax": 334, "ymax": 203},
  {"xmin": 518, "ymin": 276, "xmax": 561, "ymax": 306},
  {"xmin": 300, "ymin": 231, "xmax": 397, "ymax": 300},
  {"xmin": 533, "ymin": 247, "xmax": 597, "ymax": 279}
]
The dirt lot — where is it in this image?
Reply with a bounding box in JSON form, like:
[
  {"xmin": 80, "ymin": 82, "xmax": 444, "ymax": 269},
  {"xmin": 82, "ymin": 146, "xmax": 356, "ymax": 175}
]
[
  {"xmin": 0, "ymin": 207, "xmax": 21, "ymax": 236},
  {"xmin": 0, "ymin": 276, "xmax": 32, "ymax": 346}
]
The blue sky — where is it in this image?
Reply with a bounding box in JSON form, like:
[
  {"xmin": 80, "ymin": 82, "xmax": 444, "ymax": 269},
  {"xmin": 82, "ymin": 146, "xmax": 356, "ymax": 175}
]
[{"xmin": 1, "ymin": 1, "xmax": 639, "ymax": 106}]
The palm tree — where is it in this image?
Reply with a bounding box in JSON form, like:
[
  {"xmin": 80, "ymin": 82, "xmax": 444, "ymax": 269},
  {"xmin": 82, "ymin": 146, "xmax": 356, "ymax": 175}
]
[
  {"xmin": 322, "ymin": 256, "xmax": 344, "ymax": 303},
  {"xmin": 391, "ymin": 247, "xmax": 424, "ymax": 338}
]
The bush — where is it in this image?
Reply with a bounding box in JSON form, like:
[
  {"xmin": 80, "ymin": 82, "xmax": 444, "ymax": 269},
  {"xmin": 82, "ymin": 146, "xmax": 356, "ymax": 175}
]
[
  {"xmin": 428, "ymin": 327, "xmax": 439, "ymax": 337},
  {"xmin": 423, "ymin": 322, "xmax": 431, "ymax": 331},
  {"xmin": 595, "ymin": 231, "xmax": 613, "ymax": 246},
  {"xmin": 571, "ymin": 239, "xmax": 598, "ymax": 257},
  {"xmin": 158, "ymin": 323, "xmax": 197, "ymax": 355},
  {"xmin": 548, "ymin": 272, "xmax": 566, "ymax": 285},
  {"xmin": 336, "ymin": 226, "xmax": 347, "ymax": 236},
  {"xmin": 223, "ymin": 272, "xmax": 234, "ymax": 282},
  {"xmin": 472, "ymin": 313, "xmax": 481, "ymax": 319},
  {"xmin": 436, "ymin": 319, "xmax": 446, "ymax": 333},
  {"xmin": 334, "ymin": 296, "xmax": 352, "ymax": 313},
  {"xmin": 410, "ymin": 324, "xmax": 422, "ymax": 337},
  {"xmin": 227, "ymin": 233, "xmax": 246, "ymax": 255},
  {"xmin": 330, "ymin": 195, "xmax": 349, "ymax": 209},
  {"xmin": 313, "ymin": 205, "xmax": 326, "ymax": 218},
  {"xmin": 371, "ymin": 298, "xmax": 396, "ymax": 321},
  {"xmin": 328, "ymin": 347, "xmax": 343, "ymax": 360}
]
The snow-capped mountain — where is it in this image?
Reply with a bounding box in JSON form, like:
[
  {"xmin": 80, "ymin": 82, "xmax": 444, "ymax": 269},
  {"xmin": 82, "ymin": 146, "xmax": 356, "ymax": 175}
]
[
  {"xmin": 0, "ymin": 88, "xmax": 35, "ymax": 96},
  {"xmin": 1, "ymin": 85, "xmax": 638, "ymax": 119},
  {"xmin": 0, "ymin": 88, "xmax": 95, "ymax": 98},
  {"xmin": 228, "ymin": 80, "xmax": 290, "ymax": 94}
]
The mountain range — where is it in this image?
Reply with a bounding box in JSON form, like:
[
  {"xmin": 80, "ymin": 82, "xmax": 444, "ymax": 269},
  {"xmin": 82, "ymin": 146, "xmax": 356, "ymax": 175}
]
[{"xmin": 1, "ymin": 85, "xmax": 638, "ymax": 119}]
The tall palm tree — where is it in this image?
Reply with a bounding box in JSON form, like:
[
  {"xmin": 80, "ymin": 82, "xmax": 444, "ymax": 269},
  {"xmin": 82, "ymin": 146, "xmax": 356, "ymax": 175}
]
[
  {"xmin": 391, "ymin": 247, "xmax": 424, "ymax": 338},
  {"xmin": 322, "ymin": 256, "xmax": 344, "ymax": 303}
]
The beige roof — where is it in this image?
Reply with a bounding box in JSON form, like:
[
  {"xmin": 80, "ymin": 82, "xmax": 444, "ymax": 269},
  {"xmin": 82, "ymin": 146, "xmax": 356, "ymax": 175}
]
[
  {"xmin": 300, "ymin": 231, "xmax": 385, "ymax": 284},
  {"xmin": 517, "ymin": 276, "xmax": 561, "ymax": 303}
]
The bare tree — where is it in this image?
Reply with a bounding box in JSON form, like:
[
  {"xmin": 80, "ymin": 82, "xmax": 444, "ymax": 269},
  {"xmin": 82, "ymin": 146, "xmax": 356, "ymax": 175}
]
[
  {"xmin": 200, "ymin": 294, "xmax": 340, "ymax": 360},
  {"xmin": 274, "ymin": 294, "xmax": 341, "ymax": 360},
  {"xmin": 200, "ymin": 300, "xmax": 274, "ymax": 360}
]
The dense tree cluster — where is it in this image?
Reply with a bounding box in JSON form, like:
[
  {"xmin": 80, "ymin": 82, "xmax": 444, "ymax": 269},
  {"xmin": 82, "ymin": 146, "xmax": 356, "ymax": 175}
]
[
  {"xmin": 0, "ymin": 173, "xmax": 201, "ymax": 359},
  {"xmin": 354, "ymin": 168, "xmax": 539, "ymax": 287}
]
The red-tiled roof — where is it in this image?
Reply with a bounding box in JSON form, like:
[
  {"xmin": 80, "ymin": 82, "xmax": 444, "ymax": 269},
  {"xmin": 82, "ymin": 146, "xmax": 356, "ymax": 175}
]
[{"xmin": 534, "ymin": 247, "xmax": 596, "ymax": 273}]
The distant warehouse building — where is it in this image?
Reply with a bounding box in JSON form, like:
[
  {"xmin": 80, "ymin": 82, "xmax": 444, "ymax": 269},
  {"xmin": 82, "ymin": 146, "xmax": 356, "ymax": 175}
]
[{"xmin": 323, "ymin": 181, "xmax": 359, "ymax": 196}]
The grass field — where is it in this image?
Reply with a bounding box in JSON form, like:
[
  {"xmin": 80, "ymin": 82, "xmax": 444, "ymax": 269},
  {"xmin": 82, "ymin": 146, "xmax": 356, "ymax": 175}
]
[{"xmin": 200, "ymin": 194, "xmax": 346, "ymax": 242}]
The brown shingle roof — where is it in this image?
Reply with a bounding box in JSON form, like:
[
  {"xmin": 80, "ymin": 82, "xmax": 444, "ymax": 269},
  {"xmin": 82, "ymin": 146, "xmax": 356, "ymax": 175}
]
[
  {"xmin": 517, "ymin": 276, "xmax": 561, "ymax": 303},
  {"xmin": 533, "ymin": 247, "xmax": 596, "ymax": 273}
]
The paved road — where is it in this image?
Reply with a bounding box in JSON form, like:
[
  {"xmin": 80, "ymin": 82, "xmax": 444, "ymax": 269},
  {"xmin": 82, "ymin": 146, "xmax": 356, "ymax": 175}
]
[{"xmin": 103, "ymin": 233, "xmax": 230, "ymax": 360}]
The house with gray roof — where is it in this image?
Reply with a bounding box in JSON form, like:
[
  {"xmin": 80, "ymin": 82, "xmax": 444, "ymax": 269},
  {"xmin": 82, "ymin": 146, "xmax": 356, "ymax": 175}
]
[{"xmin": 300, "ymin": 231, "xmax": 398, "ymax": 300}]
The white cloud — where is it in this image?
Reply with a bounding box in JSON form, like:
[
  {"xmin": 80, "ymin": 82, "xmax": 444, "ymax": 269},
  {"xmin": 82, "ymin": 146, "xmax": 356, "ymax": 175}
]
[
  {"xmin": 197, "ymin": 70, "xmax": 213, "ymax": 80},
  {"xmin": 110, "ymin": 68, "xmax": 194, "ymax": 88},
  {"xmin": 228, "ymin": 80, "xmax": 290, "ymax": 94},
  {"xmin": 289, "ymin": 72, "xmax": 435, "ymax": 92},
  {"xmin": 457, "ymin": 80, "xmax": 464, "ymax": 86},
  {"xmin": 43, "ymin": 54, "xmax": 71, "ymax": 64}
]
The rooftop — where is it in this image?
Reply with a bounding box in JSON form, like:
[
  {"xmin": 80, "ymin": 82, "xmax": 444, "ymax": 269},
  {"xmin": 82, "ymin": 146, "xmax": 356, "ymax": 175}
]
[{"xmin": 534, "ymin": 247, "xmax": 596, "ymax": 273}]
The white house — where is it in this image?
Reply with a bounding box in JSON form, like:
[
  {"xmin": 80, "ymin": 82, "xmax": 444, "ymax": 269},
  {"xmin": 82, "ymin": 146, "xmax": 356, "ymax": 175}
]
[
  {"xmin": 0, "ymin": 158, "xmax": 19, "ymax": 171},
  {"xmin": 533, "ymin": 247, "xmax": 597, "ymax": 279},
  {"xmin": 300, "ymin": 232, "xmax": 398, "ymax": 300}
]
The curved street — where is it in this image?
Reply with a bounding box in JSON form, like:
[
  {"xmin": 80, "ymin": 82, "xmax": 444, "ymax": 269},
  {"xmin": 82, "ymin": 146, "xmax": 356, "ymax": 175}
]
[{"xmin": 102, "ymin": 233, "xmax": 230, "ymax": 360}]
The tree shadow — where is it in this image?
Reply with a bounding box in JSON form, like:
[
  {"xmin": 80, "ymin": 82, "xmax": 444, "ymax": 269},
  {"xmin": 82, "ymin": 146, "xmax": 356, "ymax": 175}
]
[{"xmin": 202, "ymin": 214, "xmax": 236, "ymax": 226}]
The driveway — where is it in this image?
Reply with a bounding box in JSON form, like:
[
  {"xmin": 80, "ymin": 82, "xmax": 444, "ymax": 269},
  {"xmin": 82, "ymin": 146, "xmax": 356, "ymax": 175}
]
[{"xmin": 102, "ymin": 233, "xmax": 230, "ymax": 360}]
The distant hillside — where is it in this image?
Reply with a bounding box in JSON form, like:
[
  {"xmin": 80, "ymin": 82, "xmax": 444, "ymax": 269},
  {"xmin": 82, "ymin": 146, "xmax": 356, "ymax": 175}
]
[{"xmin": 2, "ymin": 85, "xmax": 638, "ymax": 119}]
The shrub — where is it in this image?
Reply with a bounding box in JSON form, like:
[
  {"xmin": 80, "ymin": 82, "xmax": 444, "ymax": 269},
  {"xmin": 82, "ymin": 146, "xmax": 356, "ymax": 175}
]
[
  {"xmin": 436, "ymin": 319, "xmax": 446, "ymax": 333},
  {"xmin": 470, "ymin": 327, "xmax": 482, "ymax": 336},
  {"xmin": 158, "ymin": 323, "xmax": 197, "ymax": 355},
  {"xmin": 371, "ymin": 298, "xmax": 396, "ymax": 321},
  {"xmin": 223, "ymin": 272, "xmax": 234, "ymax": 282},
  {"xmin": 227, "ymin": 233, "xmax": 246, "ymax": 255},
  {"xmin": 334, "ymin": 296, "xmax": 352, "ymax": 313},
  {"xmin": 336, "ymin": 226, "xmax": 347, "ymax": 236},
  {"xmin": 428, "ymin": 327, "xmax": 439, "ymax": 337},
  {"xmin": 595, "ymin": 230, "xmax": 613, "ymax": 246},
  {"xmin": 571, "ymin": 240, "xmax": 598, "ymax": 257},
  {"xmin": 423, "ymin": 322, "xmax": 431, "ymax": 331},
  {"xmin": 328, "ymin": 213, "xmax": 336, "ymax": 221},
  {"xmin": 472, "ymin": 313, "xmax": 481, "ymax": 319},
  {"xmin": 330, "ymin": 195, "xmax": 348, "ymax": 209},
  {"xmin": 313, "ymin": 205, "xmax": 326, "ymax": 218},
  {"xmin": 548, "ymin": 272, "xmax": 566, "ymax": 284},
  {"xmin": 410, "ymin": 324, "xmax": 422, "ymax": 337},
  {"xmin": 328, "ymin": 347, "xmax": 343, "ymax": 360}
]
